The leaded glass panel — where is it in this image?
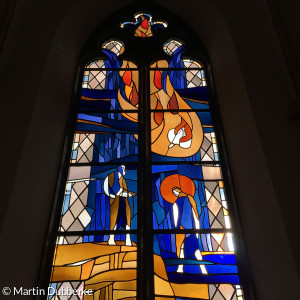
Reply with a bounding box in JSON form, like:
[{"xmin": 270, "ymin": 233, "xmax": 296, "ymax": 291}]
[{"xmin": 47, "ymin": 13, "xmax": 246, "ymax": 300}]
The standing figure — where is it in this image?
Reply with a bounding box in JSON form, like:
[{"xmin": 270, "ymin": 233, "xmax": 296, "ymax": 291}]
[
  {"xmin": 160, "ymin": 174, "xmax": 208, "ymax": 274},
  {"xmin": 104, "ymin": 165, "xmax": 136, "ymax": 245}
]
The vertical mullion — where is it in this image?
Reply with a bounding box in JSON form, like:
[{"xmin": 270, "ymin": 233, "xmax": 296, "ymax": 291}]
[
  {"xmin": 137, "ymin": 65, "xmax": 154, "ymax": 300},
  {"xmin": 145, "ymin": 64, "xmax": 155, "ymax": 300}
]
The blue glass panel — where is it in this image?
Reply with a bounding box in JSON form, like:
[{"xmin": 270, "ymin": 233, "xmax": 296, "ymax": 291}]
[
  {"xmin": 177, "ymin": 87, "xmax": 209, "ymax": 102},
  {"xmin": 95, "ymin": 133, "xmax": 138, "ymax": 163},
  {"xmin": 76, "ymin": 112, "xmax": 138, "ymax": 133},
  {"xmin": 59, "ymin": 164, "xmax": 137, "ymax": 232},
  {"xmin": 71, "ymin": 113, "xmax": 138, "ymax": 163},
  {"xmin": 154, "ymin": 234, "xmax": 240, "ymax": 285}
]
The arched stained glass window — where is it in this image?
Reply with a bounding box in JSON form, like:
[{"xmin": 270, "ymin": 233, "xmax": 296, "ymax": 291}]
[{"xmin": 46, "ymin": 9, "xmax": 248, "ymax": 300}]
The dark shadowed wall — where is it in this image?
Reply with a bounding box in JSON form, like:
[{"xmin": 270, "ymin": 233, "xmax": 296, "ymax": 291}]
[{"xmin": 0, "ymin": 0, "xmax": 299, "ymax": 299}]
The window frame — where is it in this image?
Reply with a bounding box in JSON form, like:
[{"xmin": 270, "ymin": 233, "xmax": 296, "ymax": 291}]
[{"xmin": 38, "ymin": 5, "xmax": 256, "ymax": 300}]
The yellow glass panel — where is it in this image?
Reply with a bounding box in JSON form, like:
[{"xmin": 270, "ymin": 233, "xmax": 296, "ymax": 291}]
[
  {"xmin": 53, "ymin": 243, "xmax": 121, "ymax": 266},
  {"xmin": 114, "ymin": 280, "xmax": 136, "ymax": 291},
  {"xmin": 150, "ymin": 60, "xmax": 169, "ymax": 68},
  {"xmin": 86, "ymin": 269, "xmax": 136, "ymax": 285},
  {"xmin": 150, "ymin": 72, "xmax": 193, "ymax": 110},
  {"xmin": 51, "ymin": 265, "xmax": 81, "ymax": 282},
  {"xmin": 153, "ymin": 254, "xmax": 168, "ymax": 281},
  {"xmin": 122, "ymin": 261, "xmax": 137, "ymax": 269},
  {"xmin": 113, "ymin": 290, "xmax": 136, "ymax": 300},
  {"xmin": 118, "ymin": 252, "xmax": 126, "ymax": 268},
  {"xmin": 81, "ymin": 260, "xmax": 95, "ymax": 280},
  {"xmin": 154, "ymin": 275, "xmax": 174, "ymax": 296},
  {"xmin": 121, "ymin": 245, "xmax": 137, "ymax": 253},
  {"xmin": 117, "ymin": 71, "xmax": 139, "ymax": 110},
  {"xmin": 171, "ymin": 283, "xmax": 209, "ymax": 299},
  {"xmin": 120, "ymin": 60, "xmax": 138, "ymax": 68},
  {"xmin": 151, "ymin": 111, "xmax": 203, "ymax": 157},
  {"xmin": 95, "ymin": 255, "xmax": 110, "ymax": 265},
  {"xmin": 90, "ymin": 262, "xmax": 110, "ymax": 277},
  {"xmin": 50, "ymin": 239, "xmax": 137, "ymax": 299},
  {"xmin": 84, "ymin": 282, "xmax": 112, "ymax": 293}
]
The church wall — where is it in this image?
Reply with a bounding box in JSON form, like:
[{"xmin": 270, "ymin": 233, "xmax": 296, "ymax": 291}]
[{"xmin": 0, "ymin": 0, "xmax": 299, "ymax": 299}]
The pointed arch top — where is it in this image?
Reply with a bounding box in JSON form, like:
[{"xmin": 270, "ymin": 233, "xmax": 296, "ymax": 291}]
[
  {"xmin": 79, "ymin": 2, "xmax": 209, "ymax": 68},
  {"xmin": 44, "ymin": 3, "xmax": 254, "ymax": 300}
]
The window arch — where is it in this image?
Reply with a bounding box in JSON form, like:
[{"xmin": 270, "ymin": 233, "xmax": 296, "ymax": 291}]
[{"xmin": 46, "ymin": 7, "xmax": 249, "ymax": 300}]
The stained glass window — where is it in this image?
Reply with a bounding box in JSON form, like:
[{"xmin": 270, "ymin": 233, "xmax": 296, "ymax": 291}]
[{"xmin": 47, "ymin": 12, "xmax": 247, "ymax": 300}]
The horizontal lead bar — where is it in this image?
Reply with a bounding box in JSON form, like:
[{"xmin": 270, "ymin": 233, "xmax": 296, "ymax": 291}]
[
  {"xmin": 153, "ymin": 228, "xmax": 231, "ymax": 234},
  {"xmin": 69, "ymin": 161, "xmax": 220, "ymax": 167},
  {"xmin": 57, "ymin": 230, "xmax": 138, "ymax": 236},
  {"xmin": 149, "ymin": 68, "xmax": 205, "ymax": 71},
  {"xmin": 84, "ymin": 68, "xmax": 139, "ymax": 71}
]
